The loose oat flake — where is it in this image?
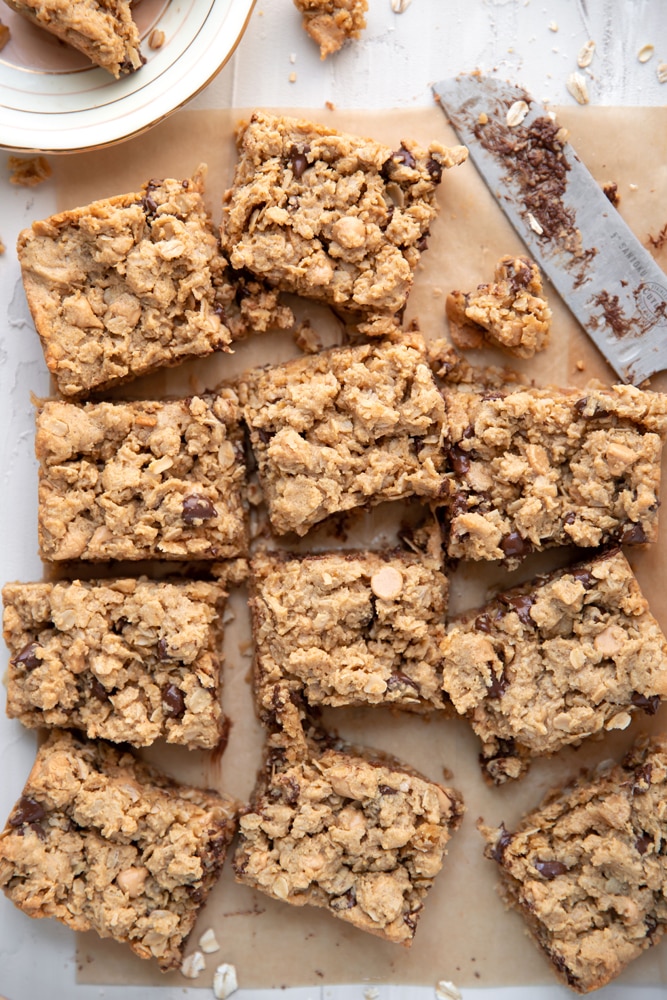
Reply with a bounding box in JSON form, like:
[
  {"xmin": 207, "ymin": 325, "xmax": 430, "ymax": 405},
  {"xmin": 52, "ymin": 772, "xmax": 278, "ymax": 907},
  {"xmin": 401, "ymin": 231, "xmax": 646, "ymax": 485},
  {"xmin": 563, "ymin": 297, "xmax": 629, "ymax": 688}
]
[
  {"xmin": 198, "ymin": 928, "xmax": 220, "ymax": 953},
  {"xmin": 391, "ymin": 0, "xmax": 412, "ymax": 11},
  {"xmin": 213, "ymin": 963, "xmax": 239, "ymax": 999},
  {"xmin": 657, "ymin": 61, "xmax": 667, "ymax": 83},
  {"xmin": 566, "ymin": 71, "xmax": 589, "ymax": 104},
  {"xmin": 577, "ymin": 40, "xmax": 596, "ymax": 68},
  {"xmin": 435, "ymin": 981, "xmax": 462, "ymax": 1000},
  {"xmin": 527, "ymin": 212, "xmax": 544, "ymax": 235},
  {"xmin": 506, "ymin": 99, "xmax": 529, "ymax": 127},
  {"xmin": 638, "ymin": 44, "xmax": 654, "ymax": 63},
  {"xmin": 181, "ymin": 951, "xmax": 206, "ymax": 979}
]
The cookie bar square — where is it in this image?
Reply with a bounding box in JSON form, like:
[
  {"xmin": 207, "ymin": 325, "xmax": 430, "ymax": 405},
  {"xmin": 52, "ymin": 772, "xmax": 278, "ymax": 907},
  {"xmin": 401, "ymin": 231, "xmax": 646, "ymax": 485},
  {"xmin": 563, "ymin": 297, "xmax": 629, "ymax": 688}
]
[
  {"xmin": 234, "ymin": 736, "xmax": 463, "ymax": 945},
  {"xmin": 3, "ymin": 577, "xmax": 228, "ymax": 749},
  {"xmin": 442, "ymin": 549, "xmax": 667, "ymax": 783},
  {"xmin": 294, "ymin": 0, "xmax": 367, "ymax": 59},
  {"xmin": 250, "ymin": 548, "xmax": 449, "ymax": 716},
  {"xmin": 36, "ymin": 391, "xmax": 247, "ymax": 561},
  {"xmin": 3, "ymin": 0, "xmax": 143, "ymax": 76},
  {"xmin": 18, "ymin": 167, "xmax": 291, "ymax": 398},
  {"xmin": 238, "ymin": 336, "xmax": 446, "ymax": 535},
  {"xmin": 446, "ymin": 255, "xmax": 551, "ymax": 358},
  {"xmin": 480, "ymin": 736, "xmax": 667, "ymax": 993},
  {"xmin": 0, "ymin": 730, "xmax": 239, "ymax": 969},
  {"xmin": 441, "ymin": 383, "xmax": 667, "ymax": 565},
  {"xmin": 221, "ymin": 111, "xmax": 467, "ymax": 336}
]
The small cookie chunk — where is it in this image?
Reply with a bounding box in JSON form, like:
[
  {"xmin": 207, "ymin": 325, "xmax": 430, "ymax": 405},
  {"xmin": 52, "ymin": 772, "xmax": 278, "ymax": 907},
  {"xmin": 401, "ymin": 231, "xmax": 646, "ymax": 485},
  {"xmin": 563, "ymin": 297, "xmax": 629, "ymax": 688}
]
[
  {"xmin": 293, "ymin": 0, "xmax": 367, "ymax": 58},
  {"xmin": 18, "ymin": 167, "xmax": 291, "ymax": 398},
  {"xmin": 3, "ymin": 0, "xmax": 143, "ymax": 76},
  {"xmin": 0, "ymin": 730, "xmax": 239, "ymax": 969},
  {"xmin": 234, "ymin": 734, "xmax": 463, "ymax": 945},
  {"xmin": 8, "ymin": 155, "xmax": 52, "ymax": 187},
  {"xmin": 0, "ymin": 21, "xmax": 10, "ymax": 50},
  {"xmin": 250, "ymin": 547, "xmax": 449, "ymax": 717},
  {"xmin": 238, "ymin": 334, "xmax": 446, "ymax": 536},
  {"xmin": 36, "ymin": 391, "xmax": 248, "ymax": 562},
  {"xmin": 221, "ymin": 111, "xmax": 467, "ymax": 337},
  {"xmin": 439, "ymin": 382, "xmax": 667, "ymax": 566},
  {"xmin": 479, "ymin": 735, "xmax": 667, "ymax": 992},
  {"xmin": 3, "ymin": 578, "xmax": 228, "ymax": 749},
  {"xmin": 442, "ymin": 549, "xmax": 667, "ymax": 783},
  {"xmin": 446, "ymin": 256, "xmax": 551, "ymax": 358}
]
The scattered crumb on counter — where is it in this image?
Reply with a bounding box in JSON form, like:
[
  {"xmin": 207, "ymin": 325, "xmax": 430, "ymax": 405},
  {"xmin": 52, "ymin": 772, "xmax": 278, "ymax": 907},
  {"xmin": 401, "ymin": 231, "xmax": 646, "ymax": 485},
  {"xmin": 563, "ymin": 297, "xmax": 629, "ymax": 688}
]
[
  {"xmin": 8, "ymin": 156, "xmax": 52, "ymax": 187},
  {"xmin": 435, "ymin": 980, "xmax": 462, "ymax": 1000},
  {"xmin": 289, "ymin": 71, "xmax": 297, "ymax": 82},
  {"xmin": 576, "ymin": 359, "xmax": 586, "ymax": 371},
  {"xmin": 602, "ymin": 182, "xmax": 620, "ymax": 206}
]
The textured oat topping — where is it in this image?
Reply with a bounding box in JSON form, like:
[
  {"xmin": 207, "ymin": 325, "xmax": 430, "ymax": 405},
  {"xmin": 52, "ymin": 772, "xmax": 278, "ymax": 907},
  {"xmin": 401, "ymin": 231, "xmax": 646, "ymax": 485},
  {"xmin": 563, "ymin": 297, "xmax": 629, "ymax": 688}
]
[
  {"xmin": 0, "ymin": 730, "xmax": 238, "ymax": 969},
  {"xmin": 3, "ymin": 578, "xmax": 227, "ymax": 749},
  {"xmin": 293, "ymin": 0, "xmax": 368, "ymax": 58},
  {"xmin": 480, "ymin": 736, "xmax": 667, "ymax": 992},
  {"xmin": 442, "ymin": 549, "xmax": 667, "ymax": 783}
]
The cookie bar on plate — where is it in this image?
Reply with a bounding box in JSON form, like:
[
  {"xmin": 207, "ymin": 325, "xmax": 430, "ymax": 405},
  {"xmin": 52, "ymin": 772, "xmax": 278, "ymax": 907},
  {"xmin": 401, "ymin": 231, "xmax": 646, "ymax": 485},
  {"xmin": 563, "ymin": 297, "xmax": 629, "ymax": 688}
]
[
  {"xmin": 221, "ymin": 111, "xmax": 467, "ymax": 337},
  {"xmin": 0, "ymin": 730, "xmax": 239, "ymax": 969},
  {"xmin": 18, "ymin": 167, "xmax": 291, "ymax": 398},
  {"xmin": 239, "ymin": 335, "xmax": 446, "ymax": 535},
  {"xmin": 234, "ymin": 728, "xmax": 463, "ymax": 945},
  {"xmin": 480, "ymin": 735, "xmax": 667, "ymax": 993},
  {"xmin": 3, "ymin": 578, "xmax": 227, "ymax": 749},
  {"xmin": 442, "ymin": 548, "xmax": 667, "ymax": 783},
  {"xmin": 440, "ymin": 382, "xmax": 667, "ymax": 566},
  {"xmin": 36, "ymin": 391, "xmax": 247, "ymax": 561},
  {"xmin": 250, "ymin": 547, "xmax": 449, "ymax": 716}
]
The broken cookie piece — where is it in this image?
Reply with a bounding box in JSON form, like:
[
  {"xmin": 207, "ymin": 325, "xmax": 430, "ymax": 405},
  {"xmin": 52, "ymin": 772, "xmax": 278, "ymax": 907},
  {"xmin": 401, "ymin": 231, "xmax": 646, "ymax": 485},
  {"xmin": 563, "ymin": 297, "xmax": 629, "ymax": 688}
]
[
  {"xmin": 221, "ymin": 111, "xmax": 467, "ymax": 337},
  {"xmin": 446, "ymin": 256, "xmax": 551, "ymax": 359},
  {"xmin": 0, "ymin": 730, "xmax": 239, "ymax": 969},
  {"xmin": 442, "ymin": 548, "xmax": 667, "ymax": 783},
  {"xmin": 8, "ymin": 155, "xmax": 52, "ymax": 187},
  {"xmin": 234, "ymin": 732, "xmax": 463, "ymax": 945},
  {"xmin": 3, "ymin": 0, "xmax": 143, "ymax": 76},
  {"xmin": 293, "ymin": 0, "xmax": 367, "ymax": 58},
  {"xmin": 479, "ymin": 735, "xmax": 667, "ymax": 992}
]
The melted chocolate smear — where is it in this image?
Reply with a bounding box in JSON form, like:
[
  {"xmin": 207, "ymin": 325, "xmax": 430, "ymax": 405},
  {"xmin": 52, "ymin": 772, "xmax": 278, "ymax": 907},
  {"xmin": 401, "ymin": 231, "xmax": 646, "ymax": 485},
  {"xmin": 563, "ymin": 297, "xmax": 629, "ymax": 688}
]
[
  {"xmin": 490, "ymin": 823, "xmax": 513, "ymax": 862},
  {"xmin": 569, "ymin": 565, "xmax": 595, "ymax": 588},
  {"xmin": 621, "ymin": 522, "xmax": 648, "ymax": 545},
  {"xmin": 12, "ymin": 642, "xmax": 41, "ymax": 670},
  {"xmin": 182, "ymin": 494, "xmax": 217, "ymax": 523},
  {"xmin": 534, "ymin": 859, "xmax": 567, "ymax": 879},
  {"xmin": 593, "ymin": 290, "xmax": 632, "ymax": 340}
]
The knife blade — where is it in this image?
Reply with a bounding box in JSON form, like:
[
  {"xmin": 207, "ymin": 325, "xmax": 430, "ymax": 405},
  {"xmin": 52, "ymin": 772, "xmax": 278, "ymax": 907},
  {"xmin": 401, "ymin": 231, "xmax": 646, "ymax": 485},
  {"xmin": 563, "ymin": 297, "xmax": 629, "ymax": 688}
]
[{"xmin": 432, "ymin": 74, "xmax": 667, "ymax": 385}]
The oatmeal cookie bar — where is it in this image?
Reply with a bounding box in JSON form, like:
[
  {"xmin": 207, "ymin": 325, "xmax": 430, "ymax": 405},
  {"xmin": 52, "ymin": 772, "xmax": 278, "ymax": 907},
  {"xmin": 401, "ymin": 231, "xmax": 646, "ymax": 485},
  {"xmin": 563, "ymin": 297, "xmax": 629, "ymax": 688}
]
[
  {"xmin": 239, "ymin": 335, "xmax": 446, "ymax": 535},
  {"xmin": 250, "ymin": 547, "xmax": 449, "ymax": 716},
  {"xmin": 0, "ymin": 730, "xmax": 238, "ymax": 969},
  {"xmin": 221, "ymin": 111, "xmax": 467, "ymax": 337},
  {"xmin": 293, "ymin": 0, "xmax": 367, "ymax": 59},
  {"xmin": 440, "ymin": 382, "xmax": 667, "ymax": 566},
  {"xmin": 18, "ymin": 167, "xmax": 291, "ymax": 399},
  {"xmin": 446, "ymin": 255, "xmax": 551, "ymax": 358},
  {"xmin": 234, "ymin": 733, "xmax": 463, "ymax": 945},
  {"xmin": 3, "ymin": 0, "xmax": 143, "ymax": 77},
  {"xmin": 480, "ymin": 735, "xmax": 667, "ymax": 993},
  {"xmin": 442, "ymin": 549, "xmax": 667, "ymax": 783},
  {"xmin": 36, "ymin": 391, "xmax": 247, "ymax": 562},
  {"xmin": 3, "ymin": 578, "xmax": 227, "ymax": 749}
]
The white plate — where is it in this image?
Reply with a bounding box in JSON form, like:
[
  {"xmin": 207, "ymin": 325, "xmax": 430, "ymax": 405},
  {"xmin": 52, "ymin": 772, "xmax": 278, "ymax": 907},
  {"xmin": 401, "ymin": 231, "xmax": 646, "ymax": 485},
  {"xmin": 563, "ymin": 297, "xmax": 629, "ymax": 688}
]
[{"xmin": 0, "ymin": 0, "xmax": 255, "ymax": 153}]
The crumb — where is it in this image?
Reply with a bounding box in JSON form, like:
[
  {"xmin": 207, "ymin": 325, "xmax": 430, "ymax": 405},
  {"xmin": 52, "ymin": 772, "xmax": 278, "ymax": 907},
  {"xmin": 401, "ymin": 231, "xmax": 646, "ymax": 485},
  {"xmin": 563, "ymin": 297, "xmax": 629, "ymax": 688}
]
[
  {"xmin": 293, "ymin": 320, "xmax": 322, "ymax": 354},
  {"xmin": 289, "ymin": 71, "xmax": 297, "ymax": 82},
  {"xmin": 629, "ymin": 183, "xmax": 639, "ymax": 191},
  {"xmin": 289, "ymin": 52, "xmax": 296, "ymax": 63},
  {"xmin": 602, "ymin": 182, "xmax": 620, "ymax": 206},
  {"xmin": 8, "ymin": 156, "xmax": 52, "ymax": 187},
  {"xmin": 325, "ymin": 100, "xmax": 336, "ymax": 110},
  {"xmin": 576, "ymin": 359, "xmax": 585, "ymax": 371},
  {"xmin": 0, "ymin": 238, "xmax": 5, "ymax": 255}
]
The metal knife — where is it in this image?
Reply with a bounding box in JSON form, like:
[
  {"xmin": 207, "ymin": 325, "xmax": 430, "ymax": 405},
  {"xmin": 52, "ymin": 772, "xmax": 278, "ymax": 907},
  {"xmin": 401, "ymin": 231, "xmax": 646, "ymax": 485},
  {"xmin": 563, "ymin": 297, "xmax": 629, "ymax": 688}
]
[{"xmin": 433, "ymin": 74, "xmax": 667, "ymax": 385}]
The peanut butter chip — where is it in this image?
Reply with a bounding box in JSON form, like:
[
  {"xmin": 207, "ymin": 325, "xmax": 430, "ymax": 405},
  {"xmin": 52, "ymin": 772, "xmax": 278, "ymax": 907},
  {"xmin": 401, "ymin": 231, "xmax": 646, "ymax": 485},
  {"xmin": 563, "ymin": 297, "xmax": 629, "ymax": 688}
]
[
  {"xmin": 116, "ymin": 866, "xmax": 148, "ymax": 897},
  {"xmin": 370, "ymin": 566, "xmax": 404, "ymax": 600}
]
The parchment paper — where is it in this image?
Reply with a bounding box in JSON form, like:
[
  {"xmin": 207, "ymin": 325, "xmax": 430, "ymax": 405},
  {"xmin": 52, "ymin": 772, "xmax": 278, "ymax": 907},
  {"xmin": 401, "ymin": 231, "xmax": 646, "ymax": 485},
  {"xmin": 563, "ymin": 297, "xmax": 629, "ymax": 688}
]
[{"xmin": 50, "ymin": 105, "xmax": 667, "ymax": 989}]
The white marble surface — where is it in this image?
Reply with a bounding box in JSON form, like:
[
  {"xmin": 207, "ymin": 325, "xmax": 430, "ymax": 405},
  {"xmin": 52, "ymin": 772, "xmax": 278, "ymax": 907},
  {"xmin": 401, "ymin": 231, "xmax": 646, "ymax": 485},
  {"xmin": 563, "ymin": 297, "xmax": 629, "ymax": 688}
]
[{"xmin": 0, "ymin": 1, "xmax": 666, "ymax": 997}]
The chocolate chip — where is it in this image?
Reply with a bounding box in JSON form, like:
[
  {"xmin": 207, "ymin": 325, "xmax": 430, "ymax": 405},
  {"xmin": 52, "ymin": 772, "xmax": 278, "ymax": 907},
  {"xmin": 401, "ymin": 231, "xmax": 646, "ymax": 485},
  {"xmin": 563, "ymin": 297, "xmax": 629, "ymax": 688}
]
[
  {"xmin": 631, "ymin": 691, "xmax": 661, "ymax": 715},
  {"xmin": 569, "ymin": 565, "xmax": 595, "ymax": 588},
  {"xmin": 289, "ymin": 145, "xmax": 310, "ymax": 179},
  {"xmin": 500, "ymin": 531, "xmax": 531, "ymax": 558},
  {"xmin": 416, "ymin": 235, "xmax": 429, "ymax": 252},
  {"xmin": 182, "ymin": 494, "xmax": 217, "ymax": 523},
  {"xmin": 258, "ymin": 428, "xmax": 273, "ymax": 444},
  {"xmin": 157, "ymin": 638, "xmax": 171, "ymax": 660},
  {"xmin": 378, "ymin": 784, "xmax": 398, "ymax": 795},
  {"xmin": 635, "ymin": 832, "xmax": 653, "ymax": 855},
  {"xmin": 386, "ymin": 672, "xmax": 420, "ymax": 692},
  {"xmin": 645, "ymin": 914, "xmax": 659, "ymax": 941},
  {"xmin": 90, "ymin": 677, "xmax": 108, "ymax": 702},
  {"xmin": 621, "ymin": 522, "xmax": 648, "ymax": 545},
  {"xmin": 162, "ymin": 684, "xmax": 185, "ymax": 718},
  {"xmin": 633, "ymin": 763, "xmax": 652, "ymax": 794},
  {"xmin": 426, "ymin": 157, "xmax": 443, "ymax": 183},
  {"xmin": 448, "ymin": 445, "xmax": 471, "ymax": 475},
  {"xmin": 330, "ymin": 887, "xmax": 357, "ymax": 911},
  {"xmin": 564, "ymin": 512, "xmax": 577, "ymax": 525},
  {"xmin": 10, "ymin": 796, "xmax": 45, "ymax": 827},
  {"xmin": 462, "ymin": 424, "xmax": 475, "ymax": 439},
  {"xmin": 281, "ymin": 776, "xmax": 300, "ymax": 805},
  {"xmin": 182, "ymin": 179, "xmax": 190, "ymax": 189},
  {"xmin": 574, "ymin": 397, "xmax": 588, "ymax": 415},
  {"xmin": 534, "ymin": 859, "xmax": 567, "ymax": 879},
  {"xmin": 500, "ymin": 593, "xmax": 535, "ymax": 626},
  {"xmin": 12, "ymin": 642, "xmax": 41, "ymax": 671},
  {"xmin": 111, "ymin": 616, "xmax": 128, "ymax": 635},
  {"xmin": 490, "ymin": 823, "xmax": 513, "ymax": 862},
  {"xmin": 394, "ymin": 145, "xmax": 416, "ymax": 169},
  {"xmin": 487, "ymin": 668, "xmax": 508, "ymax": 699},
  {"xmin": 475, "ymin": 611, "xmax": 502, "ymax": 633}
]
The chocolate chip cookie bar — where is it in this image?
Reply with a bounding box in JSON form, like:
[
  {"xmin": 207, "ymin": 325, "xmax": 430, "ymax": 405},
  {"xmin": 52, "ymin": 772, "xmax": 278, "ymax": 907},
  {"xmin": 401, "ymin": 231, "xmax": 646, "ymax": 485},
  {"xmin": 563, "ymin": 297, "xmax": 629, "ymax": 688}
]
[
  {"xmin": 0, "ymin": 730, "xmax": 239, "ymax": 969},
  {"xmin": 221, "ymin": 111, "xmax": 467, "ymax": 337},
  {"xmin": 36, "ymin": 391, "xmax": 247, "ymax": 562},
  {"xmin": 239, "ymin": 335, "xmax": 446, "ymax": 535},
  {"xmin": 234, "ymin": 733, "xmax": 463, "ymax": 945},
  {"xmin": 440, "ymin": 382, "xmax": 667, "ymax": 566},
  {"xmin": 446, "ymin": 255, "xmax": 551, "ymax": 358},
  {"xmin": 293, "ymin": 0, "xmax": 367, "ymax": 59},
  {"xmin": 250, "ymin": 547, "xmax": 449, "ymax": 717},
  {"xmin": 480, "ymin": 735, "xmax": 667, "ymax": 992},
  {"xmin": 3, "ymin": 577, "xmax": 227, "ymax": 749},
  {"xmin": 18, "ymin": 167, "xmax": 291, "ymax": 398},
  {"xmin": 3, "ymin": 0, "xmax": 143, "ymax": 76},
  {"xmin": 442, "ymin": 549, "xmax": 667, "ymax": 783}
]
